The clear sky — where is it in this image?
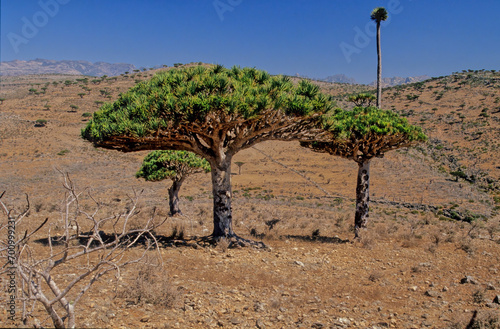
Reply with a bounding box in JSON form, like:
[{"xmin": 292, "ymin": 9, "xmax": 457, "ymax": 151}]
[{"xmin": 1, "ymin": 0, "xmax": 499, "ymax": 84}]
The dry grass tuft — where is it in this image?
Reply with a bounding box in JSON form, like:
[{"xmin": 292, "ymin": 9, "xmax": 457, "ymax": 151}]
[
  {"xmin": 359, "ymin": 229, "xmax": 377, "ymax": 249},
  {"xmin": 118, "ymin": 263, "xmax": 180, "ymax": 308},
  {"xmin": 368, "ymin": 271, "xmax": 384, "ymax": 282}
]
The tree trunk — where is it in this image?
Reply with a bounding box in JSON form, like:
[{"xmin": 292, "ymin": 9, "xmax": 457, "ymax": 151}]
[
  {"xmin": 355, "ymin": 160, "xmax": 371, "ymax": 237},
  {"xmin": 168, "ymin": 178, "xmax": 185, "ymax": 216},
  {"xmin": 211, "ymin": 156, "xmax": 235, "ymax": 238},
  {"xmin": 376, "ymin": 21, "xmax": 382, "ymax": 108}
]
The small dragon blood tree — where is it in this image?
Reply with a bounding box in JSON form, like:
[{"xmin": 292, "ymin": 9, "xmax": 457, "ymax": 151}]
[
  {"xmin": 301, "ymin": 106, "xmax": 427, "ymax": 237},
  {"xmin": 136, "ymin": 150, "xmax": 211, "ymax": 216}
]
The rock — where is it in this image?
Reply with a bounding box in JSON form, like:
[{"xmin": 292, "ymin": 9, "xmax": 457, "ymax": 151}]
[
  {"xmin": 460, "ymin": 276, "xmax": 478, "ymax": 284},
  {"xmin": 493, "ymin": 295, "xmax": 500, "ymax": 304},
  {"xmin": 254, "ymin": 302, "xmax": 266, "ymax": 312},
  {"xmin": 424, "ymin": 290, "xmax": 439, "ymax": 297},
  {"xmin": 409, "ymin": 286, "xmax": 418, "ymax": 292},
  {"xmin": 295, "ymin": 260, "xmax": 305, "ymax": 267},
  {"xmin": 487, "ymin": 283, "xmax": 496, "ymax": 290},
  {"xmin": 442, "ymin": 286, "xmax": 449, "ymax": 292},
  {"xmin": 336, "ymin": 317, "xmax": 351, "ymax": 325},
  {"xmin": 230, "ymin": 317, "xmax": 241, "ymax": 325},
  {"xmin": 256, "ymin": 319, "xmax": 265, "ymax": 329}
]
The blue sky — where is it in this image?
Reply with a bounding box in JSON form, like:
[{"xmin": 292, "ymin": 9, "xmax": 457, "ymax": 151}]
[{"xmin": 1, "ymin": 0, "xmax": 499, "ymax": 84}]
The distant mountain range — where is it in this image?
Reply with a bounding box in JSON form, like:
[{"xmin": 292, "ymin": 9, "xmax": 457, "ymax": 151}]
[
  {"xmin": 368, "ymin": 75, "xmax": 431, "ymax": 87},
  {"xmin": 0, "ymin": 59, "xmax": 136, "ymax": 77},
  {"xmin": 0, "ymin": 59, "xmax": 430, "ymax": 87},
  {"xmin": 321, "ymin": 74, "xmax": 430, "ymax": 87},
  {"xmin": 322, "ymin": 74, "xmax": 357, "ymax": 84}
]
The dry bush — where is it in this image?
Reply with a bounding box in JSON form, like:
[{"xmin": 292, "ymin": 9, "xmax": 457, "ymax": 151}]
[
  {"xmin": 0, "ymin": 173, "xmax": 165, "ymax": 329},
  {"xmin": 117, "ymin": 263, "xmax": 179, "ymax": 308},
  {"xmin": 484, "ymin": 217, "xmax": 500, "ymax": 241},
  {"xmin": 458, "ymin": 237, "xmax": 477, "ymax": 256},
  {"xmin": 368, "ymin": 270, "xmax": 384, "ymax": 282},
  {"xmin": 439, "ymin": 221, "xmax": 458, "ymax": 243},
  {"xmin": 358, "ymin": 229, "xmax": 377, "ymax": 249},
  {"xmin": 399, "ymin": 219, "xmax": 425, "ymax": 248},
  {"xmin": 373, "ymin": 222, "xmax": 389, "ymax": 240},
  {"xmin": 400, "ymin": 232, "xmax": 420, "ymax": 248},
  {"xmin": 472, "ymin": 289, "xmax": 485, "ymax": 304}
]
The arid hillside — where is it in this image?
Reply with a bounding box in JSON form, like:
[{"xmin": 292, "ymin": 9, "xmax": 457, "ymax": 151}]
[{"xmin": 0, "ymin": 66, "xmax": 499, "ymax": 328}]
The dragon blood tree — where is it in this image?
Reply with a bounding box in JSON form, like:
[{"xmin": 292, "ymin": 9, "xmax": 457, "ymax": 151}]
[
  {"xmin": 301, "ymin": 106, "xmax": 427, "ymax": 237},
  {"xmin": 82, "ymin": 65, "xmax": 333, "ymax": 243},
  {"xmin": 136, "ymin": 150, "xmax": 210, "ymax": 216}
]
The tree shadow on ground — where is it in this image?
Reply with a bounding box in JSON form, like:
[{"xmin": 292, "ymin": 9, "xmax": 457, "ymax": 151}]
[
  {"xmin": 284, "ymin": 234, "xmax": 350, "ymax": 244},
  {"xmin": 34, "ymin": 231, "xmax": 267, "ymax": 249}
]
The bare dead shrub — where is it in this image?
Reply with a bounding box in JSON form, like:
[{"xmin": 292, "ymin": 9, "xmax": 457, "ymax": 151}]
[
  {"xmin": 485, "ymin": 217, "xmax": 500, "ymax": 240},
  {"xmin": 458, "ymin": 238, "xmax": 476, "ymax": 256},
  {"xmin": 0, "ymin": 173, "xmax": 166, "ymax": 329}
]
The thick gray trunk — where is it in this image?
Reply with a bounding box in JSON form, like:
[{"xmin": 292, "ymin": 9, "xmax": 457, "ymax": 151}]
[
  {"xmin": 211, "ymin": 156, "xmax": 235, "ymax": 238},
  {"xmin": 168, "ymin": 178, "xmax": 184, "ymax": 216},
  {"xmin": 355, "ymin": 161, "xmax": 370, "ymax": 237},
  {"xmin": 376, "ymin": 21, "xmax": 382, "ymax": 108}
]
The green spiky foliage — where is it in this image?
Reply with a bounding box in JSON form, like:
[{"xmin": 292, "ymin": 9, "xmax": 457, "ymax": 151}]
[
  {"xmin": 82, "ymin": 65, "xmax": 334, "ymax": 242},
  {"xmin": 301, "ymin": 106, "xmax": 427, "ymax": 237},
  {"xmin": 82, "ymin": 65, "xmax": 332, "ymax": 151},
  {"xmin": 136, "ymin": 150, "xmax": 210, "ymax": 215},
  {"xmin": 348, "ymin": 93, "xmax": 376, "ymax": 107},
  {"xmin": 370, "ymin": 7, "xmax": 388, "ymax": 22},
  {"xmin": 137, "ymin": 150, "xmax": 210, "ymax": 182},
  {"xmin": 302, "ymin": 106, "xmax": 427, "ymax": 162}
]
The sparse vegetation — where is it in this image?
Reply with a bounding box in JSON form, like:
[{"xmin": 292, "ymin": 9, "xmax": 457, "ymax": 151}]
[
  {"xmin": 0, "ymin": 67, "xmax": 499, "ymax": 328},
  {"xmin": 34, "ymin": 119, "xmax": 47, "ymax": 127}
]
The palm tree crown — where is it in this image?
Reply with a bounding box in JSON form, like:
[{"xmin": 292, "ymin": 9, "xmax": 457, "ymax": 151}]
[{"xmin": 370, "ymin": 7, "xmax": 388, "ymax": 23}]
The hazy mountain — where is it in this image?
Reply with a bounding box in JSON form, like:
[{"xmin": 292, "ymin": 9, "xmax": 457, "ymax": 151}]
[
  {"xmin": 322, "ymin": 74, "xmax": 357, "ymax": 84},
  {"xmin": 369, "ymin": 75, "xmax": 431, "ymax": 87},
  {"xmin": 319, "ymin": 74, "xmax": 430, "ymax": 86},
  {"xmin": 0, "ymin": 59, "xmax": 136, "ymax": 77}
]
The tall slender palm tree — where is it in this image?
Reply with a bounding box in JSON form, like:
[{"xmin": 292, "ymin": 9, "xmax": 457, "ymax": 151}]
[{"xmin": 371, "ymin": 7, "xmax": 388, "ymax": 108}]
